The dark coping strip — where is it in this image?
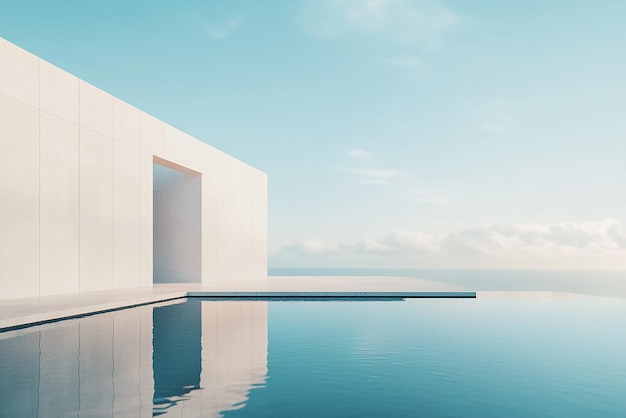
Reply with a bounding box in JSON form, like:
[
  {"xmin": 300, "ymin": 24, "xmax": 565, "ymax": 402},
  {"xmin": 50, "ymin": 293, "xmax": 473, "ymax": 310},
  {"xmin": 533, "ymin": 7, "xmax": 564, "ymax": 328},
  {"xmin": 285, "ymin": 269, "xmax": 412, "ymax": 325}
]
[{"xmin": 0, "ymin": 290, "xmax": 476, "ymax": 332}]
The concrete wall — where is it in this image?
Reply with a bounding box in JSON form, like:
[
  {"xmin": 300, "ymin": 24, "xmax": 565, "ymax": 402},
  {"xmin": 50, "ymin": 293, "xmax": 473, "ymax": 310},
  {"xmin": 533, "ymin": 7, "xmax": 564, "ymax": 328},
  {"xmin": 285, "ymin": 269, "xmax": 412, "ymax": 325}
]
[{"xmin": 0, "ymin": 37, "xmax": 267, "ymax": 300}]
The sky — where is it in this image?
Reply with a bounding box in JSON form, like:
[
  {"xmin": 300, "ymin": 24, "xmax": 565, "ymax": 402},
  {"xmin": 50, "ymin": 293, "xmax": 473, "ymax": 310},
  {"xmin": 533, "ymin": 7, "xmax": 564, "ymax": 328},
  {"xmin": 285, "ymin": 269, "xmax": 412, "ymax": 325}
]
[{"xmin": 1, "ymin": 0, "xmax": 625, "ymax": 269}]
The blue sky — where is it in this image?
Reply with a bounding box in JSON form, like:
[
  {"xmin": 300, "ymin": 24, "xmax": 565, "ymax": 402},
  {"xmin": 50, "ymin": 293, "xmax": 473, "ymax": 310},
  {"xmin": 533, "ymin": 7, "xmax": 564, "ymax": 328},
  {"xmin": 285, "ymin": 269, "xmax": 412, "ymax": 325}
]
[{"xmin": 2, "ymin": 0, "xmax": 625, "ymax": 269}]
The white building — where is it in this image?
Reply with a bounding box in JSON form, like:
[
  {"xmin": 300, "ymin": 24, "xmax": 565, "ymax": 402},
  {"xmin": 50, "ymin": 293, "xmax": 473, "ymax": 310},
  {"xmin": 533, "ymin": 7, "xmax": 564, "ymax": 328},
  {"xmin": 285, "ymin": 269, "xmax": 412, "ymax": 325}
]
[{"xmin": 0, "ymin": 37, "xmax": 267, "ymax": 300}]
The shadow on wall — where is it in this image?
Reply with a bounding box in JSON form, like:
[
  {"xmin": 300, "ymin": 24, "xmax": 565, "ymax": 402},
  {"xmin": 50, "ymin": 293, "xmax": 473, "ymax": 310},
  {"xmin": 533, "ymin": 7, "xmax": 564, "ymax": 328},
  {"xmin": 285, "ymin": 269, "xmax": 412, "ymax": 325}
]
[{"xmin": 153, "ymin": 162, "xmax": 202, "ymax": 284}]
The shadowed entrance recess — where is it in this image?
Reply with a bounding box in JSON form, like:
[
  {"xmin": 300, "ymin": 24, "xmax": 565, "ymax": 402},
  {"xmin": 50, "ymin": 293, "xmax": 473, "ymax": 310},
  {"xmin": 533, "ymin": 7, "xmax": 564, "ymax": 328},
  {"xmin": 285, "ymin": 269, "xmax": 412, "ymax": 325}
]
[{"xmin": 153, "ymin": 160, "xmax": 202, "ymax": 284}]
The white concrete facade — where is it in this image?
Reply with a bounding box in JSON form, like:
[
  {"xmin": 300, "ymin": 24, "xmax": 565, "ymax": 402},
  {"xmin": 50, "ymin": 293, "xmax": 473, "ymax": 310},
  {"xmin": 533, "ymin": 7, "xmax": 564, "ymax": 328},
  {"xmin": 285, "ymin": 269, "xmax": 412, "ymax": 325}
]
[{"xmin": 0, "ymin": 37, "xmax": 267, "ymax": 300}]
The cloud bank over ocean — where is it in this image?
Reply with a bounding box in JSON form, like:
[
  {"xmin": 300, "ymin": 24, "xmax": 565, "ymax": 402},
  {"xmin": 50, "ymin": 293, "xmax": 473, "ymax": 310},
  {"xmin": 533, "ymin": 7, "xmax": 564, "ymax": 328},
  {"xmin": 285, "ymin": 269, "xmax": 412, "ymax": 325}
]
[{"xmin": 273, "ymin": 218, "xmax": 626, "ymax": 269}]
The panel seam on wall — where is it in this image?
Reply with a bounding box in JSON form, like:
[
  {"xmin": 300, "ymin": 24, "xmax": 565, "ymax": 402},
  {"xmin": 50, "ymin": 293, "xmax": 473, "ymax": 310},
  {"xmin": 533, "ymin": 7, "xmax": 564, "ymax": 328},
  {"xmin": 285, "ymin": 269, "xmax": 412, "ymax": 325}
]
[
  {"xmin": 38, "ymin": 57, "xmax": 41, "ymax": 297},
  {"xmin": 78, "ymin": 80, "xmax": 81, "ymax": 293},
  {"xmin": 112, "ymin": 98, "xmax": 118, "ymax": 290},
  {"xmin": 0, "ymin": 92, "xmax": 39, "ymax": 111},
  {"xmin": 75, "ymin": 93, "xmax": 80, "ymax": 294},
  {"xmin": 139, "ymin": 113, "xmax": 143, "ymax": 288},
  {"xmin": 38, "ymin": 108, "xmax": 79, "ymax": 131},
  {"xmin": 112, "ymin": 100, "xmax": 116, "ymax": 290}
]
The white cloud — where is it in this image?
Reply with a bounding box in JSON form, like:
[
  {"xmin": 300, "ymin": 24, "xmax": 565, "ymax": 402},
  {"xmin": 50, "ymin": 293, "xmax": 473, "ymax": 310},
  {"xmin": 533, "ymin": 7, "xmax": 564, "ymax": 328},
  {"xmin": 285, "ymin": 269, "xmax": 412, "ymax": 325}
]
[
  {"xmin": 346, "ymin": 148, "xmax": 372, "ymax": 158},
  {"xmin": 609, "ymin": 224, "xmax": 626, "ymax": 248},
  {"xmin": 441, "ymin": 218, "xmax": 626, "ymax": 257},
  {"xmin": 277, "ymin": 239, "xmax": 332, "ymax": 255},
  {"xmin": 208, "ymin": 17, "xmax": 243, "ymax": 39},
  {"xmin": 275, "ymin": 231, "xmax": 436, "ymax": 257},
  {"xmin": 384, "ymin": 55, "xmax": 425, "ymax": 78},
  {"xmin": 354, "ymin": 231, "xmax": 437, "ymax": 254},
  {"xmin": 182, "ymin": 13, "xmax": 244, "ymax": 40},
  {"xmin": 412, "ymin": 194, "xmax": 457, "ymax": 208},
  {"xmin": 479, "ymin": 99, "xmax": 515, "ymax": 134},
  {"xmin": 345, "ymin": 168, "xmax": 400, "ymax": 184},
  {"xmin": 303, "ymin": 0, "xmax": 460, "ymax": 47},
  {"xmin": 272, "ymin": 218, "xmax": 626, "ymax": 268}
]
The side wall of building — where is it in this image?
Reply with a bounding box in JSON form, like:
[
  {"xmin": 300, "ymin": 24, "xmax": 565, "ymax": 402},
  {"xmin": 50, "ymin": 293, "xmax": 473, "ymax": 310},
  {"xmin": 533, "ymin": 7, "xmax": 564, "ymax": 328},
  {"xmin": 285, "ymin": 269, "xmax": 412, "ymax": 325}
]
[{"xmin": 0, "ymin": 37, "xmax": 267, "ymax": 300}]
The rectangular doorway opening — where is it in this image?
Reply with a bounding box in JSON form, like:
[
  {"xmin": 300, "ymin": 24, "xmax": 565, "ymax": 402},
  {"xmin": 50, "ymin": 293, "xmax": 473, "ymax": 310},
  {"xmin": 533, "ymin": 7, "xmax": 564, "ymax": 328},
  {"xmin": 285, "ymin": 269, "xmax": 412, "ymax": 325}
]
[{"xmin": 153, "ymin": 158, "xmax": 202, "ymax": 284}]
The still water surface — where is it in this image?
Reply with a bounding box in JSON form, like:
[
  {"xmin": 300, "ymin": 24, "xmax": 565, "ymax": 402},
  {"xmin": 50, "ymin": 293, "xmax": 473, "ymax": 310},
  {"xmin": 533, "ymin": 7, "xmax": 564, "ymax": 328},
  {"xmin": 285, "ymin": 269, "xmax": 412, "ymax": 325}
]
[{"xmin": 1, "ymin": 293, "xmax": 625, "ymax": 417}]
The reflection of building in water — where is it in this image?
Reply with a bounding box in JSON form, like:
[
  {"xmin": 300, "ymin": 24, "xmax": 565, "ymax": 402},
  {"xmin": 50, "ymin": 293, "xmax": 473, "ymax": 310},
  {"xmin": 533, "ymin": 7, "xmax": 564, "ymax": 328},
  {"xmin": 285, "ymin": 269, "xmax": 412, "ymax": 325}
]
[
  {"xmin": 153, "ymin": 300, "xmax": 268, "ymax": 417},
  {"xmin": 0, "ymin": 304, "xmax": 154, "ymax": 417},
  {"xmin": 0, "ymin": 300, "xmax": 267, "ymax": 417},
  {"xmin": 198, "ymin": 301, "xmax": 268, "ymax": 416},
  {"xmin": 153, "ymin": 301, "xmax": 203, "ymax": 413}
]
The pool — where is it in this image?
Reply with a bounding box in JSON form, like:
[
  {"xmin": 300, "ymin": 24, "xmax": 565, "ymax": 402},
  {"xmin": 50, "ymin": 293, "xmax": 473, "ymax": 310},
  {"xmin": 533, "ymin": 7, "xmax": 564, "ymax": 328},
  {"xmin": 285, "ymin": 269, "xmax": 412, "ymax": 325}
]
[{"xmin": 1, "ymin": 293, "xmax": 625, "ymax": 417}]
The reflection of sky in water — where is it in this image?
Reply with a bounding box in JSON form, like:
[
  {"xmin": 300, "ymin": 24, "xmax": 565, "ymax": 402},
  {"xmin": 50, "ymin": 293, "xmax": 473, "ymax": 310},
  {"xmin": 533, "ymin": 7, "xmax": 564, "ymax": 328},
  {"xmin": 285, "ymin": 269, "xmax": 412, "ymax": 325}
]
[
  {"xmin": 1, "ymin": 293, "xmax": 626, "ymax": 417},
  {"xmin": 252, "ymin": 294, "xmax": 626, "ymax": 418}
]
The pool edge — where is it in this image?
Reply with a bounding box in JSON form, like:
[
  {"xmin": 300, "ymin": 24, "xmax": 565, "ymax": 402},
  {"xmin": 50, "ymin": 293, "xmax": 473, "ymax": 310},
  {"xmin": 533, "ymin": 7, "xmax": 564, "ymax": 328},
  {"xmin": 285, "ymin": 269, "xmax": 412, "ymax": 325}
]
[{"xmin": 0, "ymin": 289, "xmax": 476, "ymax": 332}]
